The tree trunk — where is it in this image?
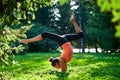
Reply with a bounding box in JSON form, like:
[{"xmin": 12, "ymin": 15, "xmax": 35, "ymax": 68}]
[
  {"xmin": 78, "ymin": 0, "xmax": 85, "ymax": 53},
  {"xmin": 95, "ymin": 42, "xmax": 98, "ymax": 53}
]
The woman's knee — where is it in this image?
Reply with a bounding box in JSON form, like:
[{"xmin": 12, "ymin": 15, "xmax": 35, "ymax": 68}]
[
  {"xmin": 78, "ymin": 32, "xmax": 84, "ymax": 38},
  {"xmin": 41, "ymin": 32, "xmax": 49, "ymax": 38}
]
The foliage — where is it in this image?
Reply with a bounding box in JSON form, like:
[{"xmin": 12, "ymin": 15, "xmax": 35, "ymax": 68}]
[
  {"xmin": 97, "ymin": 0, "xmax": 120, "ymax": 37},
  {"xmin": 0, "ymin": 52, "xmax": 120, "ymax": 80},
  {"xmin": 0, "ymin": 0, "xmax": 53, "ymax": 26},
  {"xmin": 53, "ymin": 1, "xmax": 72, "ymax": 34},
  {"xmin": 0, "ymin": 25, "xmax": 31, "ymax": 65},
  {"xmin": 75, "ymin": 0, "xmax": 119, "ymax": 53},
  {"xmin": 33, "ymin": 5, "xmax": 55, "ymax": 28},
  {"xmin": 59, "ymin": 0, "xmax": 69, "ymax": 6}
]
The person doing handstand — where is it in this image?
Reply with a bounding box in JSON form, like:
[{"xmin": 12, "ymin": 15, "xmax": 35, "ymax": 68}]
[{"xmin": 19, "ymin": 13, "xmax": 84, "ymax": 72}]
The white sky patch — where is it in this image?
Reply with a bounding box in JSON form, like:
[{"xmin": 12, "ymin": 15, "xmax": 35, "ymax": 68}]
[
  {"xmin": 71, "ymin": 6, "xmax": 79, "ymax": 10},
  {"xmin": 53, "ymin": 0, "xmax": 60, "ymax": 20},
  {"xmin": 53, "ymin": 8, "xmax": 61, "ymax": 20},
  {"xmin": 54, "ymin": 0, "xmax": 59, "ymax": 4},
  {"xmin": 90, "ymin": 11, "xmax": 93, "ymax": 14},
  {"xmin": 53, "ymin": 0, "xmax": 79, "ymax": 19},
  {"xmin": 70, "ymin": 1, "xmax": 76, "ymax": 6},
  {"xmin": 70, "ymin": 1, "xmax": 79, "ymax": 10}
]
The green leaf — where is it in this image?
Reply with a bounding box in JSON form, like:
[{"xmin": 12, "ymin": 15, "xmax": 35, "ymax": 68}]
[
  {"xmin": 59, "ymin": 0, "xmax": 69, "ymax": 6},
  {"xmin": 13, "ymin": 9, "xmax": 18, "ymax": 18},
  {"xmin": 97, "ymin": 0, "xmax": 111, "ymax": 12},
  {"xmin": 115, "ymin": 25, "xmax": 120, "ymax": 37},
  {"xmin": 111, "ymin": 0, "xmax": 120, "ymax": 10},
  {"xmin": 0, "ymin": 50, "xmax": 4, "ymax": 56},
  {"xmin": 112, "ymin": 10, "xmax": 120, "ymax": 22},
  {"xmin": 32, "ymin": 13, "xmax": 35, "ymax": 20}
]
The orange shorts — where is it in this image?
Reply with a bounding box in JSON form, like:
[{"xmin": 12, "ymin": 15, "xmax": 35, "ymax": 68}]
[{"xmin": 60, "ymin": 42, "xmax": 73, "ymax": 62}]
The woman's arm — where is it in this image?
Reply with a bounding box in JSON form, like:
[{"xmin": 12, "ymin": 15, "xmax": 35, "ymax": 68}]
[{"xmin": 59, "ymin": 57, "xmax": 67, "ymax": 72}]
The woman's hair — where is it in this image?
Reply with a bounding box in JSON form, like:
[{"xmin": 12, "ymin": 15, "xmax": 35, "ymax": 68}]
[{"xmin": 49, "ymin": 57, "xmax": 59, "ymax": 67}]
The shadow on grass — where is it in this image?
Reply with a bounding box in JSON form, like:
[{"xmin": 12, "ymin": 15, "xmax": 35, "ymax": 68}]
[
  {"xmin": 90, "ymin": 63, "xmax": 120, "ymax": 79},
  {"xmin": 0, "ymin": 53, "xmax": 51, "ymax": 74},
  {"xmin": 48, "ymin": 70, "xmax": 69, "ymax": 80}
]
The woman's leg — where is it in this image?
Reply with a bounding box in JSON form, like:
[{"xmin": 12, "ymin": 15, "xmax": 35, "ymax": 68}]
[
  {"xmin": 19, "ymin": 35, "xmax": 43, "ymax": 44},
  {"xmin": 41, "ymin": 32, "xmax": 68, "ymax": 46},
  {"xmin": 70, "ymin": 13, "xmax": 83, "ymax": 33},
  {"xmin": 62, "ymin": 13, "xmax": 84, "ymax": 41},
  {"xmin": 19, "ymin": 32, "xmax": 68, "ymax": 46}
]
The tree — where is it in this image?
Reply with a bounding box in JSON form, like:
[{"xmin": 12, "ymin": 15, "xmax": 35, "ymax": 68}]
[
  {"xmin": 0, "ymin": 25, "xmax": 31, "ymax": 65},
  {"xmin": 0, "ymin": 0, "xmax": 53, "ymax": 65},
  {"xmin": 77, "ymin": 0, "xmax": 118, "ymax": 53},
  {"xmin": 34, "ymin": 5, "xmax": 55, "ymax": 27},
  {"xmin": 50, "ymin": 1, "xmax": 72, "ymax": 34}
]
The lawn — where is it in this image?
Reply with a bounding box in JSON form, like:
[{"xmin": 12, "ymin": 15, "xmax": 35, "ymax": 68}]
[{"xmin": 0, "ymin": 52, "xmax": 120, "ymax": 80}]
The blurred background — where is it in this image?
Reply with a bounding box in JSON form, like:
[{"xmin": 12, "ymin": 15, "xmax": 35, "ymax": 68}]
[{"xmin": 0, "ymin": 0, "xmax": 120, "ymax": 65}]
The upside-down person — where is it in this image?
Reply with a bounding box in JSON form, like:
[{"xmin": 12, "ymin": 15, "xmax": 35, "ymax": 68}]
[{"xmin": 19, "ymin": 13, "xmax": 84, "ymax": 72}]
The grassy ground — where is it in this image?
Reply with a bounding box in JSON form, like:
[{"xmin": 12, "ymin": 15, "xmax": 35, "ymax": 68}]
[{"xmin": 0, "ymin": 52, "xmax": 120, "ymax": 80}]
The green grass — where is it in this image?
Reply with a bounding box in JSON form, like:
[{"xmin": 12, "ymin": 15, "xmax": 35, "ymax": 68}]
[{"xmin": 0, "ymin": 52, "xmax": 120, "ymax": 80}]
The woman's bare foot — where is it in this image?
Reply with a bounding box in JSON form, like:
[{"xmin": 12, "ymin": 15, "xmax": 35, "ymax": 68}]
[
  {"xmin": 19, "ymin": 39, "xmax": 29, "ymax": 44},
  {"xmin": 70, "ymin": 13, "xmax": 76, "ymax": 23}
]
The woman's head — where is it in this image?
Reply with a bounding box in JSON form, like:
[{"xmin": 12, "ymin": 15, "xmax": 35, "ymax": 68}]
[{"xmin": 49, "ymin": 57, "xmax": 61, "ymax": 68}]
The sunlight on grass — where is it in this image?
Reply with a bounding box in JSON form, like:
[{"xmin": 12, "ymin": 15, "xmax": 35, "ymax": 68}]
[{"xmin": 0, "ymin": 53, "xmax": 120, "ymax": 80}]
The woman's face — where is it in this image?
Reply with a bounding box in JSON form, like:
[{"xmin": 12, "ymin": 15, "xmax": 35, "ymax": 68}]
[{"xmin": 54, "ymin": 62, "xmax": 61, "ymax": 69}]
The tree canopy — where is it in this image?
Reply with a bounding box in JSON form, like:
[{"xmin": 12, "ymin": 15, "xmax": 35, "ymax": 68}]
[{"xmin": 97, "ymin": 0, "xmax": 120, "ymax": 37}]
